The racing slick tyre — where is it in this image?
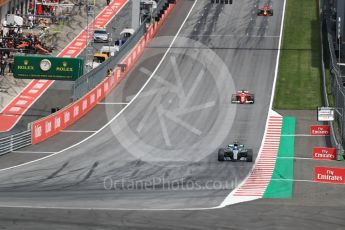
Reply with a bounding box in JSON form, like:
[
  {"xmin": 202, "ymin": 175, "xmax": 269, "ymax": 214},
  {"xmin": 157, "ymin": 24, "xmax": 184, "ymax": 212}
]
[
  {"xmin": 218, "ymin": 149, "xmax": 225, "ymax": 161},
  {"xmin": 246, "ymin": 149, "xmax": 253, "ymax": 162}
]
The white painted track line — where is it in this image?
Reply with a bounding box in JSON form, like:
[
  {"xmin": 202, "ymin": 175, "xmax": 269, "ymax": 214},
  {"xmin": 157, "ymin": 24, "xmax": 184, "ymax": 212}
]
[
  {"xmin": 60, "ymin": 130, "xmax": 97, "ymax": 133},
  {"xmin": 12, "ymin": 151, "xmax": 57, "ymax": 154},
  {"xmin": 278, "ymin": 157, "xmax": 313, "ymax": 160},
  {"xmin": 281, "ymin": 134, "xmax": 322, "ymax": 137},
  {"xmin": 184, "ymin": 34, "xmax": 280, "ymax": 38},
  {"xmin": 98, "ymin": 102, "xmax": 129, "ymax": 105},
  {"xmin": 270, "ymin": 0, "xmax": 287, "ymax": 110},
  {"xmin": 271, "ymin": 179, "xmax": 314, "ymax": 183}
]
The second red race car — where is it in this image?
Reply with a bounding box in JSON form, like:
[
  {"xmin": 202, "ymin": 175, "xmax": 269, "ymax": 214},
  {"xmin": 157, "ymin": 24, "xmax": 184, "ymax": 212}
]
[
  {"xmin": 257, "ymin": 5, "xmax": 273, "ymax": 16},
  {"xmin": 231, "ymin": 90, "xmax": 255, "ymax": 104}
]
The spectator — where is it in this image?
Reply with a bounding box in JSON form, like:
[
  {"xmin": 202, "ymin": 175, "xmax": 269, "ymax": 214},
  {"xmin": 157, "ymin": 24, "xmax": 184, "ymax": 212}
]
[
  {"xmin": 107, "ymin": 0, "xmax": 111, "ymax": 5},
  {"xmin": 0, "ymin": 59, "xmax": 6, "ymax": 76},
  {"xmin": 7, "ymin": 55, "xmax": 13, "ymax": 73},
  {"xmin": 3, "ymin": 52, "xmax": 8, "ymax": 60},
  {"xmin": 8, "ymin": 62, "xmax": 12, "ymax": 73},
  {"xmin": 28, "ymin": 13, "xmax": 34, "ymax": 28},
  {"xmin": 107, "ymin": 68, "xmax": 113, "ymax": 76}
]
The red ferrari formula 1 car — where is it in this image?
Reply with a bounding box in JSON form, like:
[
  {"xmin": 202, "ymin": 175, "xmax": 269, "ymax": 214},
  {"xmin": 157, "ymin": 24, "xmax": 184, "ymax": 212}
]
[
  {"xmin": 257, "ymin": 5, "xmax": 273, "ymax": 16},
  {"xmin": 231, "ymin": 90, "xmax": 255, "ymax": 104}
]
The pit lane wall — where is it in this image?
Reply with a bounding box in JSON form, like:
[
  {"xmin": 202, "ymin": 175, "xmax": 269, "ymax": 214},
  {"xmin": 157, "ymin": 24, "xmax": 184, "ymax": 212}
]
[{"xmin": 30, "ymin": 2, "xmax": 176, "ymax": 144}]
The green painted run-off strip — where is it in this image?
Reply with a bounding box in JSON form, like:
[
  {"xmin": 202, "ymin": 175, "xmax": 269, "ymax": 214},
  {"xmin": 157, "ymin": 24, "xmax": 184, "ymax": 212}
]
[{"xmin": 263, "ymin": 116, "xmax": 296, "ymax": 198}]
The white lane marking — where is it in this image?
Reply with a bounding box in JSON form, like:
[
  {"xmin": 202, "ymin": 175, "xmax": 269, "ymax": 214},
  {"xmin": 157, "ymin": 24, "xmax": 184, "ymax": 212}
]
[
  {"xmin": 281, "ymin": 134, "xmax": 318, "ymax": 137},
  {"xmin": 220, "ymin": 0, "xmax": 287, "ymax": 207},
  {"xmin": 11, "ymin": 151, "xmax": 57, "ymax": 154},
  {"xmin": 0, "ymin": 204, "xmax": 220, "ymax": 211},
  {"xmin": 98, "ymin": 102, "xmax": 129, "ymax": 105},
  {"xmin": 184, "ymin": 34, "xmax": 280, "ymax": 38},
  {"xmin": 271, "ymin": 178, "xmax": 314, "ymax": 183},
  {"xmin": 278, "ymin": 157, "xmax": 312, "ymax": 160},
  {"xmin": 60, "ymin": 130, "xmax": 97, "ymax": 133},
  {"xmin": 0, "ymin": 0, "xmax": 199, "ymax": 174},
  {"xmin": 270, "ymin": 0, "xmax": 287, "ymax": 109}
]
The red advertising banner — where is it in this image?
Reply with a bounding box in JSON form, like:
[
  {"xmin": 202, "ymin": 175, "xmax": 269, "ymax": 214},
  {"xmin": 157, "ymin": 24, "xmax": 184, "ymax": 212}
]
[
  {"xmin": 313, "ymin": 147, "xmax": 337, "ymax": 160},
  {"xmin": 31, "ymin": 1, "xmax": 176, "ymax": 144},
  {"xmin": 310, "ymin": 125, "xmax": 330, "ymax": 136},
  {"xmin": 314, "ymin": 167, "xmax": 345, "ymax": 184},
  {"xmin": 32, "ymin": 79, "xmax": 107, "ymax": 144}
]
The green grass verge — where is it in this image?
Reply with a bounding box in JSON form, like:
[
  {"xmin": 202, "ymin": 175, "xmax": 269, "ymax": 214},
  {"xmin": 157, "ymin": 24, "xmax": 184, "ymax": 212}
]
[
  {"xmin": 274, "ymin": 0, "xmax": 322, "ymax": 109},
  {"xmin": 263, "ymin": 117, "xmax": 296, "ymax": 198}
]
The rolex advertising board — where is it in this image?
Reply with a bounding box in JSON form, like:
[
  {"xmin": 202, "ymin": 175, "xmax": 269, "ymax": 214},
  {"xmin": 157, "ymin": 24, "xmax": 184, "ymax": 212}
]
[{"xmin": 13, "ymin": 56, "xmax": 84, "ymax": 81}]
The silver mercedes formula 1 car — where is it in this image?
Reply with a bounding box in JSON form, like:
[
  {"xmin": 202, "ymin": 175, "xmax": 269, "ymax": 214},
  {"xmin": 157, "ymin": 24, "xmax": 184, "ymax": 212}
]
[{"xmin": 218, "ymin": 142, "xmax": 253, "ymax": 162}]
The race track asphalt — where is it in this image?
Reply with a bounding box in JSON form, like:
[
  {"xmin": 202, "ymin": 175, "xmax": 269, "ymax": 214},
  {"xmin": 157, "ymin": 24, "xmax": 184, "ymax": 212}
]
[
  {"xmin": 0, "ymin": 0, "xmax": 283, "ymax": 208},
  {"xmin": 0, "ymin": 200, "xmax": 344, "ymax": 230},
  {"xmin": 1, "ymin": 1, "xmax": 339, "ymax": 229}
]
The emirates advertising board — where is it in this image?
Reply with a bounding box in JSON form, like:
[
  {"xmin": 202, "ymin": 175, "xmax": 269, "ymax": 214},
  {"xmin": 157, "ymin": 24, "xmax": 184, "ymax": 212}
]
[
  {"xmin": 312, "ymin": 147, "xmax": 337, "ymax": 160},
  {"xmin": 314, "ymin": 167, "xmax": 345, "ymax": 184},
  {"xmin": 310, "ymin": 125, "xmax": 330, "ymax": 136}
]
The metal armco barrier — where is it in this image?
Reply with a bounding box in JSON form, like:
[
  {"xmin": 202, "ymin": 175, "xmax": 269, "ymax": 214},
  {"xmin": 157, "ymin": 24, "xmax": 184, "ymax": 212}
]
[
  {"xmin": 0, "ymin": 130, "xmax": 31, "ymax": 156},
  {"xmin": 31, "ymin": 0, "xmax": 176, "ymax": 144}
]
